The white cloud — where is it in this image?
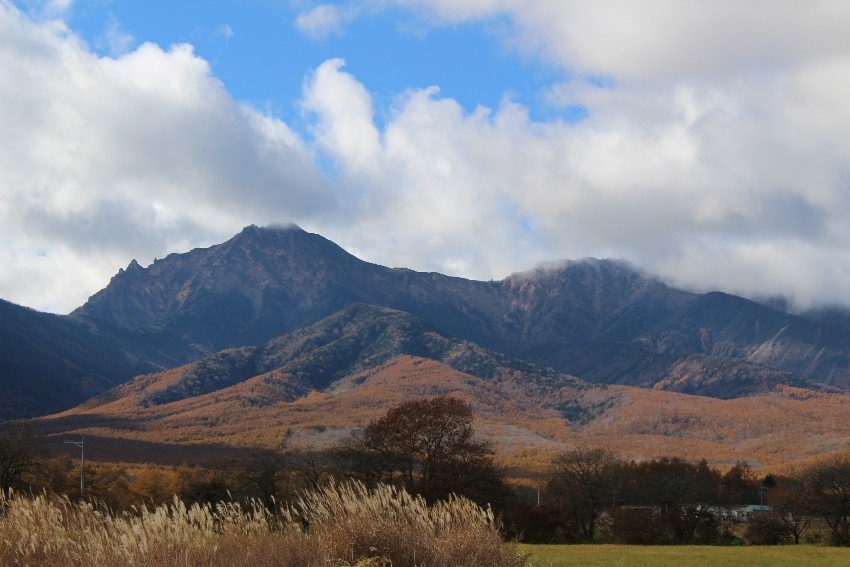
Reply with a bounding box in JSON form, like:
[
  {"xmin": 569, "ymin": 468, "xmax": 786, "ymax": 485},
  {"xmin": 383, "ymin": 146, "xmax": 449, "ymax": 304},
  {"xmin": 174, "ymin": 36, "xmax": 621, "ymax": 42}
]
[
  {"xmin": 21, "ymin": 0, "xmax": 73, "ymax": 19},
  {"xmin": 301, "ymin": 59, "xmax": 381, "ymax": 173},
  {"xmin": 98, "ymin": 16, "xmax": 133, "ymax": 56},
  {"xmin": 295, "ymin": 4, "xmax": 346, "ymax": 40},
  {"xmin": 385, "ymin": 0, "xmax": 850, "ymax": 82},
  {"xmin": 215, "ymin": 23, "xmax": 234, "ymax": 40},
  {"xmin": 297, "ymin": 1, "xmax": 850, "ymax": 310},
  {"xmin": 0, "ymin": 2, "xmax": 329, "ymax": 312}
]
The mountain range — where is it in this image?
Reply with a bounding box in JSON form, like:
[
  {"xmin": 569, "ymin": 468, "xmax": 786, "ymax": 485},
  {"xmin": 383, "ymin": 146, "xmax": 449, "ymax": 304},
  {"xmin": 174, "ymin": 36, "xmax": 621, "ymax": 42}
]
[
  {"xmin": 6, "ymin": 224, "xmax": 848, "ymax": 413},
  {"xmin": 5, "ymin": 224, "xmax": 850, "ymax": 467}
]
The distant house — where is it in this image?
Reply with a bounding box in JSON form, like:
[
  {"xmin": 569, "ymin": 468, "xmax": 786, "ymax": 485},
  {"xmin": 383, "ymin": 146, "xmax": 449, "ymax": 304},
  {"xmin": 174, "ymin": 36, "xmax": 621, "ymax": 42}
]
[{"xmin": 729, "ymin": 504, "xmax": 772, "ymax": 522}]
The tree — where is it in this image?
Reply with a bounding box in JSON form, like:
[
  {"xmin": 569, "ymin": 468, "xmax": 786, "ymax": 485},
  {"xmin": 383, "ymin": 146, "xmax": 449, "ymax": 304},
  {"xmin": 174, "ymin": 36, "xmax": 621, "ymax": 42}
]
[
  {"xmin": 363, "ymin": 396, "xmax": 499, "ymax": 502},
  {"xmin": 327, "ymin": 433, "xmax": 390, "ymax": 489},
  {"xmin": 721, "ymin": 460, "xmax": 759, "ymax": 505},
  {"xmin": 287, "ymin": 446, "xmax": 336, "ymax": 492},
  {"xmin": 236, "ymin": 451, "xmax": 290, "ymax": 512},
  {"xmin": 547, "ymin": 447, "xmax": 620, "ymax": 542},
  {"xmin": 801, "ymin": 453, "xmax": 850, "ymax": 546},
  {"xmin": 82, "ymin": 463, "xmax": 133, "ymax": 509},
  {"xmin": 767, "ymin": 472, "xmax": 811, "ymax": 545},
  {"xmin": 131, "ymin": 467, "xmax": 173, "ymax": 506},
  {"xmin": 744, "ymin": 513, "xmax": 790, "ymax": 545},
  {"xmin": 617, "ymin": 457, "xmax": 723, "ymax": 545},
  {"xmin": 0, "ymin": 421, "xmax": 39, "ymax": 495}
]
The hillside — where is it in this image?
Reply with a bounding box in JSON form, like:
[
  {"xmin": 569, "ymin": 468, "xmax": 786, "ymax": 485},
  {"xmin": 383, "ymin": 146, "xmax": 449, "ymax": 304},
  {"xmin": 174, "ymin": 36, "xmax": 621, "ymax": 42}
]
[
  {"xmin": 35, "ymin": 304, "xmax": 589, "ymax": 464},
  {"xmin": 30, "ymin": 303, "xmax": 850, "ymax": 472},
  {"xmin": 37, "ymin": 353, "xmax": 850, "ymax": 472},
  {"xmin": 0, "ymin": 299, "xmax": 165, "ymax": 419}
]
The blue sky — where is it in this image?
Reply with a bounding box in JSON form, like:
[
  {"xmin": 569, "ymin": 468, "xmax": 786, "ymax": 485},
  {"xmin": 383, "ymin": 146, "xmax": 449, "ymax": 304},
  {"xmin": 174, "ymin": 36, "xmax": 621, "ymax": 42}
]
[
  {"xmin": 3, "ymin": 0, "xmax": 850, "ymax": 313},
  {"xmin": 57, "ymin": 1, "xmax": 570, "ymax": 128}
]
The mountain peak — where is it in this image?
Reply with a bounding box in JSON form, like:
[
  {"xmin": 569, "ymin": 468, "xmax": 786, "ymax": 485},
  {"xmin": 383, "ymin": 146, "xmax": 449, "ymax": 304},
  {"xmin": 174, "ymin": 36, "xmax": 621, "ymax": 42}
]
[
  {"xmin": 506, "ymin": 257, "xmax": 643, "ymax": 282},
  {"xmin": 71, "ymin": 223, "xmax": 374, "ymax": 346},
  {"xmin": 236, "ymin": 223, "xmax": 304, "ymax": 238},
  {"xmin": 226, "ymin": 223, "xmax": 353, "ymax": 261},
  {"xmin": 116, "ymin": 258, "xmax": 143, "ymax": 275}
]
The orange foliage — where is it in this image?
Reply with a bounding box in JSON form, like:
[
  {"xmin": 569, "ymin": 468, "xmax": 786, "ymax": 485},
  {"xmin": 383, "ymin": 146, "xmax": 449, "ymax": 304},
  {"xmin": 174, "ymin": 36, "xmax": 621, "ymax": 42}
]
[{"xmin": 32, "ymin": 355, "xmax": 850, "ymax": 475}]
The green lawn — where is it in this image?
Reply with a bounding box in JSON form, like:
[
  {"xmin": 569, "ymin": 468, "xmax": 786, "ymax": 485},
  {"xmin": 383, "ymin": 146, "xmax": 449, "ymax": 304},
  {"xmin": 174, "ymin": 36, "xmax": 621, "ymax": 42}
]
[{"xmin": 518, "ymin": 544, "xmax": 850, "ymax": 567}]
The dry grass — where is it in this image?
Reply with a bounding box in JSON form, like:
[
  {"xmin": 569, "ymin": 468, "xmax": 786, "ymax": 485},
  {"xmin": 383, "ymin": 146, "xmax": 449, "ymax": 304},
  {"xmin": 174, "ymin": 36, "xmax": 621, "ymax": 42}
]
[{"xmin": 0, "ymin": 481, "xmax": 526, "ymax": 567}]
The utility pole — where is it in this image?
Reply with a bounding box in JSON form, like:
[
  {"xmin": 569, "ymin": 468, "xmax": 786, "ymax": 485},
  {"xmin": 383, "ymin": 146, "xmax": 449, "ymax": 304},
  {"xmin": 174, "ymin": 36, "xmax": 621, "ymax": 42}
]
[{"xmin": 64, "ymin": 436, "xmax": 84, "ymax": 497}]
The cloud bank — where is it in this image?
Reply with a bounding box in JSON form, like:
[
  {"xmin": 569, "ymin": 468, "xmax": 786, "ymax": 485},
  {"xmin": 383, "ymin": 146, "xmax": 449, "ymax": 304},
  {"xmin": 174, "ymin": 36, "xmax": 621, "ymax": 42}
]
[
  {"xmin": 300, "ymin": 0, "xmax": 850, "ymax": 309},
  {"xmin": 3, "ymin": 0, "xmax": 850, "ymax": 313}
]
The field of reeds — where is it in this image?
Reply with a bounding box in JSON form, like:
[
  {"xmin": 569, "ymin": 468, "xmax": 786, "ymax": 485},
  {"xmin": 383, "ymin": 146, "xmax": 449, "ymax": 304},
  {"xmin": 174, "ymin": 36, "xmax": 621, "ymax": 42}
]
[{"xmin": 0, "ymin": 481, "xmax": 526, "ymax": 567}]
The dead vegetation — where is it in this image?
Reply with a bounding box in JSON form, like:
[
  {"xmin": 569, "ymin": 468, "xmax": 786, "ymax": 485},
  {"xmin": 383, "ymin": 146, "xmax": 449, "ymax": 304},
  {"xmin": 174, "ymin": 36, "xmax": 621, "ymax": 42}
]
[{"xmin": 0, "ymin": 480, "xmax": 526, "ymax": 567}]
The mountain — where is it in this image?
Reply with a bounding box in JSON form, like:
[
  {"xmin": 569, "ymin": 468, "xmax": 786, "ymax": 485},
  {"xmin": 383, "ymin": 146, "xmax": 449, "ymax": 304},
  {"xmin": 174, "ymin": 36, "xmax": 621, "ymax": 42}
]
[
  {"xmin": 4, "ymin": 224, "xmax": 850, "ymax": 418},
  {"xmin": 70, "ymin": 224, "xmax": 509, "ymax": 358},
  {"xmin": 487, "ymin": 264, "xmax": 840, "ymax": 394},
  {"xmin": 71, "ymin": 225, "xmax": 850, "ymax": 390},
  {"xmin": 72, "ymin": 225, "xmax": 374, "ymax": 348}
]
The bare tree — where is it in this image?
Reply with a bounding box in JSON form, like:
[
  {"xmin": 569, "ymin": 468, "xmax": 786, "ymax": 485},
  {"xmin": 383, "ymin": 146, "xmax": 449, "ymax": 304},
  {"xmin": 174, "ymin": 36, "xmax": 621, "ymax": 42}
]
[
  {"xmin": 547, "ymin": 447, "xmax": 620, "ymax": 542},
  {"xmin": 238, "ymin": 450, "xmax": 290, "ymax": 512},
  {"xmin": 327, "ymin": 433, "xmax": 389, "ymax": 489},
  {"xmin": 0, "ymin": 421, "xmax": 39, "ymax": 495},
  {"xmin": 287, "ymin": 446, "xmax": 336, "ymax": 492},
  {"xmin": 802, "ymin": 453, "xmax": 850, "ymax": 546},
  {"xmin": 767, "ymin": 471, "xmax": 812, "ymax": 544}
]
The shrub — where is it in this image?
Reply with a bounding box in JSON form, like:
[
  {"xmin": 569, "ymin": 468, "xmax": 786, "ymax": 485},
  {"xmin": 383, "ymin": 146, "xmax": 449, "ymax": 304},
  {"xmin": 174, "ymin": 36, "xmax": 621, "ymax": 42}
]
[
  {"xmin": 744, "ymin": 514, "xmax": 791, "ymax": 545},
  {"xmin": 609, "ymin": 507, "xmax": 666, "ymax": 545}
]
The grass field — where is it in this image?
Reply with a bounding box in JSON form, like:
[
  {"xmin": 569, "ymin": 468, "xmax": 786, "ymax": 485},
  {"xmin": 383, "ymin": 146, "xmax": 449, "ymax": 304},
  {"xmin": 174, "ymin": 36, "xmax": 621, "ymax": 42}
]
[{"xmin": 519, "ymin": 544, "xmax": 850, "ymax": 567}]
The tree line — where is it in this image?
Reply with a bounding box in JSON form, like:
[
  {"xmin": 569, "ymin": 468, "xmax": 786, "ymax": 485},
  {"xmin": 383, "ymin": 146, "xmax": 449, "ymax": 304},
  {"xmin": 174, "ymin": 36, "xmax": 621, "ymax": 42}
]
[
  {"xmin": 521, "ymin": 449, "xmax": 850, "ymax": 546},
  {"xmin": 3, "ymin": 397, "xmax": 850, "ymax": 546}
]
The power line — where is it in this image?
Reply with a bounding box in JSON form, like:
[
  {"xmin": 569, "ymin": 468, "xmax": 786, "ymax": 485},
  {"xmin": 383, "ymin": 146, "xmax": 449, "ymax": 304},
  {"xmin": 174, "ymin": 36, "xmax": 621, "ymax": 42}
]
[{"xmin": 64, "ymin": 436, "xmax": 84, "ymax": 497}]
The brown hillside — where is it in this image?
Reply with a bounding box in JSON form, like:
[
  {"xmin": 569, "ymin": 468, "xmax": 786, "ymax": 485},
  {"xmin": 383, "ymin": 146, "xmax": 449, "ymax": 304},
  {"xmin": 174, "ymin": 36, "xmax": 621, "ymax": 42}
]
[{"xmin": 35, "ymin": 355, "xmax": 850, "ymax": 473}]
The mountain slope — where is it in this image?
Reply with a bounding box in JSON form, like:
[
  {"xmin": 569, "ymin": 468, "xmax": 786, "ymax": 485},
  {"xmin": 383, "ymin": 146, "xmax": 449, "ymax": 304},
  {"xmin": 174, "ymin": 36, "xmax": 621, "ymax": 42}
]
[
  {"xmin": 73, "ymin": 225, "xmax": 372, "ymax": 344},
  {"xmin": 0, "ymin": 299, "xmax": 167, "ymax": 419},
  {"xmin": 37, "ymin": 304, "xmax": 595, "ymax": 463},
  {"xmin": 494, "ymin": 264, "xmax": 850, "ymax": 389},
  {"xmin": 83, "ymin": 303, "xmax": 583, "ymax": 411}
]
